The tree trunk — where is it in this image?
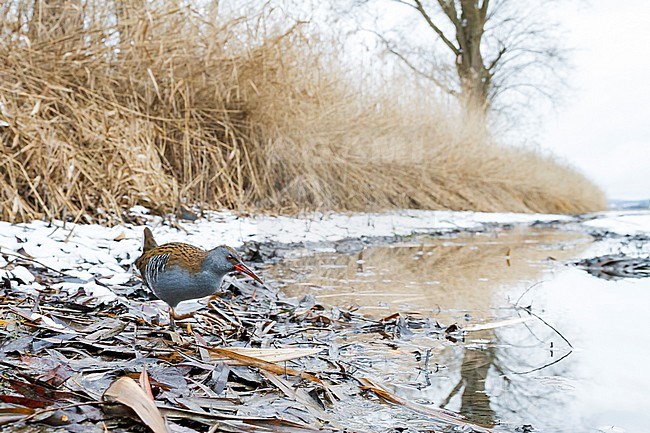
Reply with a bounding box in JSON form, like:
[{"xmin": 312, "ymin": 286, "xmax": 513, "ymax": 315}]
[
  {"xmin": 430, "ymin": 0, "xmax": 491, "ymax": 120},
  {"xmin": 454, "ymin": 1, "xmax": 490, "ymax": 116}
]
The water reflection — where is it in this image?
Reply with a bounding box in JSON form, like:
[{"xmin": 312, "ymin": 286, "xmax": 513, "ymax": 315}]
[
  {"xmin": 455, "ymin": 345, "xmax": 496, "ymax": 427},
  {"xmin": 265, "ymin": 228, "xmax": 650, "ymax": 432},
  {"xmin": 270, "ymin": 228, "xmax": 590, "ymax": 322}
]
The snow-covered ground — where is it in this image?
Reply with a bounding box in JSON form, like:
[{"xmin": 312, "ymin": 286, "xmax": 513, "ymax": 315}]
[
  {"xmin": 0, "ymin": 208, "xmax": 648, "ymax": 305},
  {"xmin": 583, "ymin": 210, "xmax": 650, "ymax": 236}
]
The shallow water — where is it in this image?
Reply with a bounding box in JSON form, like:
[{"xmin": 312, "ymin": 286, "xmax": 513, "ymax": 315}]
[{"xmin": 265, "ymin": 227, "xmax": 650, "ymax": 432}]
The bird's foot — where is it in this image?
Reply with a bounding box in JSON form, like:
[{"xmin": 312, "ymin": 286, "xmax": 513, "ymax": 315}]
[{"xmin": 168, "ymin": 307, "xmax": 195, "ymax": 330}]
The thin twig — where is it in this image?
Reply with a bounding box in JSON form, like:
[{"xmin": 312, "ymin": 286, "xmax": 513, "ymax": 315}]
[
  {"xmin": 514, "ymin": 280, "xmax": 546, "ymax": 307},
  {"xmin": 514, "ymin": 349, "xmax": 573, "ymax": 375},
  {"xmin": 0, "ymin": 249, "xmax": 68, "ymax": 277},
  {"xmin": 17, "ymin": 400, "xmax": 109, "ymax": 423},
  {"xmin": 517, "ymin": 305, "xmax": 573, "ymax": 349}
]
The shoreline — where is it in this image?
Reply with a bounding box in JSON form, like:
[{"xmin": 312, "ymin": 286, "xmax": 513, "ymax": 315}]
[{"xmin": 1, "ymin": 208, "xmax": 648, "ymax": 304}]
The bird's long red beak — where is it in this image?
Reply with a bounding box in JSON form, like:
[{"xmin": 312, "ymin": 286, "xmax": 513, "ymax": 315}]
[{"xmin": 234, "ymin": 262, "xmax": 264, "ymax": 284}]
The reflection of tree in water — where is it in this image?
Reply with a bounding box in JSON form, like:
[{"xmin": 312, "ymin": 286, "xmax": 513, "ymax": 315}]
[
  {"xmin": 487, "ymin": 326, "xmax": 575, "ymax": 429},
  {"xmin": 435, "ymin": 325, "xmax": 574, "ymax": 429},
  {"xmin": 440, "ymin": 343, "xmax": 497, "ymax": 427}
]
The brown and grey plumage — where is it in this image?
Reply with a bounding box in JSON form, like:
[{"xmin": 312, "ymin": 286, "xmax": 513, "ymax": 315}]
[{"xmin": 135, "ymin": 227, "xmax": 263, "ymax": 327}]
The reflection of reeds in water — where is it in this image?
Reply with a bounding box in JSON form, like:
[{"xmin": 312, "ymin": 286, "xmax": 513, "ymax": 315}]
[{"xmin": 272, "ymin": 228, "xmax": 591, "ymax": 318}]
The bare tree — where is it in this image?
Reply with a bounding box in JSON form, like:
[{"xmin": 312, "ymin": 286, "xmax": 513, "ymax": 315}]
[{"xmin": 361, "ymin": 0, "xmax": 567, "ymax": 122}]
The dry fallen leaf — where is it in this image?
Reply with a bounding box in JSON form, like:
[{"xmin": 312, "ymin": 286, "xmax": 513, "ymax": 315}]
[
  {"xmin": 113, "ymin": 232, "xmax": 126, "ymax": 241},
  {"xmin": 103, "ymin": 377, "xmax": 168, "ymax": 433},
  {"xmin": 0, "ymin": 406, "xmax": 35, "ymax": 426},
  {"xmin": 209, "ymin": 347, "xmax": 323, "ymax": 385},
  {"xmin": 462, "ymin": 316, "xmax": 534, "ymax": 332},
  {"xmin": 208, "ymin": 347, "xmax": 322, "ymax": 364},
  {"xmin": 139, "ymin": 365, "xmax": 155, "ymax": 401},
  {"xmin": 359, "ymin": 377, "xmax": 491, "ymax": 433}
]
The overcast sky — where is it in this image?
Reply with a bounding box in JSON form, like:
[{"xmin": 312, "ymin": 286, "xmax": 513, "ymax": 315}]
[
  {"xmin": 540, "ymin": 1, "xmax": 650, "ymax": 201},
  {"xmin": 351, "ymin": 1, "xmax": 650, "ymax": 201}
]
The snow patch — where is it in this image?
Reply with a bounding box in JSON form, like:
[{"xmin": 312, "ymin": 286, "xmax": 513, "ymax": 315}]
[
  {"xmin": 583, "ymin": 211, "xmax": 650, "ymax": 236},
  {"xmin": 2, "ymin": 265, "xmax": 36, "ymax": 284},
  {"xmin": 28, "ymin": 312, "xmax": 77, "ymax": 333},
  {"xmin": 57, "ymin": 281, "xmax": 120, "ymax": 304}
]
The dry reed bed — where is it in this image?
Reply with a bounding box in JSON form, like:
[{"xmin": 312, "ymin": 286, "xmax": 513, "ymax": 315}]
[{"xmin": 0, "ymin": 1, "xmax": 605, "ymax": 223}]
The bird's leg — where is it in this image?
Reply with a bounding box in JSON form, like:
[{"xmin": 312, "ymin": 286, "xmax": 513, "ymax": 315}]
[
  {"xmin": 169, "ymin": 306, "xmax": 176, "ymax": 330},
  {"xmin": 207, "ymin": 293, "xmax": 220, "ymax": 308},
  {"xmin": 168, "ymin": 306, "xmax": 194, "ymax": 328}
]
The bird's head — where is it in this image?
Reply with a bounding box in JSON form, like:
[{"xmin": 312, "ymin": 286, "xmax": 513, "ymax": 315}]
[{"xmin": 205, "ymin": 246, "xmax": 263, "ymax": 284}]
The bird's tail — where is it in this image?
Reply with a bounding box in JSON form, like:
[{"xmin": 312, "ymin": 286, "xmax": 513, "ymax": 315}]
[{"xmin": 142, "ymin": 227, "xmax": 158, "ymax": 252}]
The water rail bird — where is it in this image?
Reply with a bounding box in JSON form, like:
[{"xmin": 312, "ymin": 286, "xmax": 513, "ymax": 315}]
[{"xmin": 135, "ymin": 227, "xmax": 263, "ymax": 327}]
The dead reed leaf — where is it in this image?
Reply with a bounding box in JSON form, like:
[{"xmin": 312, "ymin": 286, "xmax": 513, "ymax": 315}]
[
  {"xmin": 261, "ymin": 371, "xmax": 333, "ymax": 424},
  {"xmin": 209, "ymin": 347, "xmax": 322, "ymax": 364},
  {"xmin": 209, "ymin": 347, "xmax": 323, "ymax": 385},
  {"xmin": 103, "ymin": 377, "xmax": 169, "ymax": 433},
  {"xmin": 0, "ymin": 407, "xmax": 35, "ymax": 426},
  {"xmin": 358, "ymin": 377, "xmax": 491, "ymax": 432},
  {"xmin": 462, "ymin": 316, "xmax": 534, "ymax": 332},
  {"xmin": 157, "ymin": 405, "xmax": 328, "ymax": 432},
  {"xmin": 139, "ymin": 365, "xmax": 155, "ymax": 401}
]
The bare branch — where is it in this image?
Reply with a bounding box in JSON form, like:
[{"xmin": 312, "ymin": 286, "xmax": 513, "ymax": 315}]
[
  {"xmin": 479, "ymin": 0, "xmax": 490, "ymax": 20},
  {"xmin": 366, "ymin": 28, "xmax": 458, "ymax": 96},
  {"xmin": 437, "ymin": 0, "xmax": 466, "ymax": 45},
  {"xmin": 487, "ymin": 45, "xmax": 506, "ymax": 72},
  {"xmin": 413, "ymin": 0, "xmax": 460, "ymax": 55}
]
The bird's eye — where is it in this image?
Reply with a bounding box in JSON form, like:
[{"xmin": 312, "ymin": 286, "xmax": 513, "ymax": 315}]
[{"xmin": 227, "ymin": 255, "xmax": 235, "ymax": 262}]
